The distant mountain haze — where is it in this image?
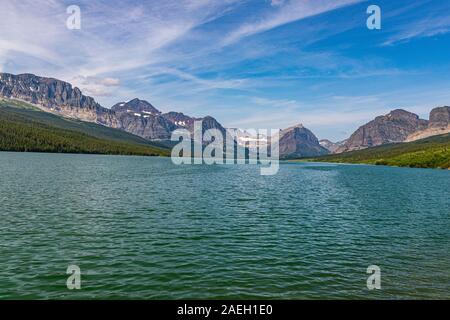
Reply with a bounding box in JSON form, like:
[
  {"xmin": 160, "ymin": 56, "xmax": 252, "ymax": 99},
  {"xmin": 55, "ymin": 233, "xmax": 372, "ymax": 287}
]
[{"xmin": 319, "ymin": 139, "xmax": 347, "ymax": 154}]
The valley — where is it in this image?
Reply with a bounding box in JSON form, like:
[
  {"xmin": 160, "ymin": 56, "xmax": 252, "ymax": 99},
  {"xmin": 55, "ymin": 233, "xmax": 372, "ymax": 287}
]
[{"xmin": 1, "ymin": 72, "xmax": 450, "ymax": 168}]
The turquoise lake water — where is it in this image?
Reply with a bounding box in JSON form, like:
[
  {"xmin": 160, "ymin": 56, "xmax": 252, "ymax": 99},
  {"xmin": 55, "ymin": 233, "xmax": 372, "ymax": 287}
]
[{"xmin": 0, "ymin": 152, "xmax": 449, "ymax": 299}]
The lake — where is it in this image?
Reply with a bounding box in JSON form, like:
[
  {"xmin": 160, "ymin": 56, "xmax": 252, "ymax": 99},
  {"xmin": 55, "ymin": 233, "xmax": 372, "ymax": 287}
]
[{"xmin": 0, "ymin": 152, "xmax": 449, "ymax": 299}]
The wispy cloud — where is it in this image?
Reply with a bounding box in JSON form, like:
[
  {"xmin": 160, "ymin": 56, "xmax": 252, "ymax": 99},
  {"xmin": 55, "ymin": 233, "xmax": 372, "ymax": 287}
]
[
  {"xmin": 152, "ymin": 67, "xmax": 249, "ymax": 91},
  {"xmin": 2, "ymin": 0, "xmax": 450, "ymax": 141},
  {"xmin": 71, "ymin": 76, "xmax": 120, "ymax": 97},
  {"xmin": 231, "ymin": 94, "xmax": 386, "ymax": 129},
  {"xmin": 270, "ymin": 0, "xmax": 286, "ymax": 7},
  {"xmin": 0, "ymin": 0, "xmax": 242, "ymax": 79},
  {"xmin": 222, "ymin": 0, "xmax": 362, "ymax": 46},
  {"xmin": 383, "ymin": 15, "xmax": 450, "ymax": 46}
]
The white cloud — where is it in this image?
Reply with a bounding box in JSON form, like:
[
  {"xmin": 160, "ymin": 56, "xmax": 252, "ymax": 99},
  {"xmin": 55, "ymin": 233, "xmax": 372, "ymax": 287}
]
[
  {"xmin": 156, "ymin": 67, "xmax": 248, "ymax": 91},
  {"xmin": 74, "ymin": 76, "xmax": 120, "ymax": 87},
  {"xmin": 381, "ymin": 3, "xmax": 450, "ymax": 47},
  {"xmin": 222, "ymin": 0, "xmax": 362, "ymax": 45},
  {"xmin": 2, "ymin": 0, "xmax": 449, "ymax": 142},
  {"xmin": 0, "ymin": 0, "xmax": 243, "ymax": 86},
  {"xmin": 231, "ymin": 94, "xmax": 386, "ymax": 129},
  {"xmin": 383, "ymin": 16, "xmax": 450, "ymax": 46},
  {"xmin": 270, "ymin": 0, "xmax": 285, "ymax": 7},
  {"xmin": 100, "ymin": 77, "xmax": 120, "ymax": 86},
  {"xmin": 70, "ymin": 76, "xmax": 121, "ymax": 97}
]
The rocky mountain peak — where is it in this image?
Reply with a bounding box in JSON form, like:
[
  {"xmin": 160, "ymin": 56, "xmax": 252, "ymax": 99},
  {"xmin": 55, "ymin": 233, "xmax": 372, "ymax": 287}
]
[
  {"xmin": 284, "ymin": 123, "xmax": 304, "ymax": 130},
  {"xmin": 337, "ymin": 109, "xmax": 429, "ymax": 153},
  {"xmin": 0, "ymin": 72, "xmax": 120, "ymax": 127},
  {"xmin": 429, "ymin": 106, "xmax": 450, "ymax": 128},
  {"xmin": 405, "ymin": 106, "xmax": 450, "ymax": 142},
  {"xmin": 0, "ymin": 72, "xmax": 229, "ymax": 141},
  {"xmin": 111, "ymin": 98, "xmax": 161, "ymax": 114},
  {"xmin": 319, "ymin": 139, "xmax": 346, "ymax": 154},
  {"xmin": 0, "ymin": 72, "xmax": 99, "ymax": 110},
  {"xmin": 387, "ymin": 109, "xmax": 419, "ymax": 119},
  {"xmin": 162, "ymin": 112, "xmax": 194, "ymax": 123},
  {"xmin": 278, "ymin": 124, "xmax": 328, "ymax": 159}
]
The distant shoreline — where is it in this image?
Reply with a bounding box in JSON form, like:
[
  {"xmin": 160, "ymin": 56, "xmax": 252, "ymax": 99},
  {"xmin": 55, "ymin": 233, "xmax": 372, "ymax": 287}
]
[
  {"xmin": 0, "ymin": 150, "xmax": 168, "ymax": 157},
  {"xmin": 291, "ymin": 159, "xmax": 450, "ymax": 171}
]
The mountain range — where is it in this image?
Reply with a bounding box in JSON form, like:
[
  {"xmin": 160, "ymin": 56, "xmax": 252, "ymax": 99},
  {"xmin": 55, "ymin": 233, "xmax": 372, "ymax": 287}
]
[
  {"xmin": 1, "ymin": 72, "xmax": 450, "ymax": 159},
  {"xmin": 0, "ymin": 72, "xmax": 325, "ymax": 158},
  {"xmin": 334, "ymin": 108, "xmax": 450, "ymax": 154},
  {"xmin": 0, "ymin": 73, "xmax": 227, "ymax": 141},
  {"xmin": 0, "ymin": 98, "xmax": 169, "ymax": 156}
]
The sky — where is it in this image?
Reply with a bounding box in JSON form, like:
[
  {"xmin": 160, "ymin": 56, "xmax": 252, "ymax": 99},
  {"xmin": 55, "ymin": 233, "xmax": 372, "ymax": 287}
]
[{"xmin": 1, "ymin": 0, "xmax": 450, "ymax": 141}]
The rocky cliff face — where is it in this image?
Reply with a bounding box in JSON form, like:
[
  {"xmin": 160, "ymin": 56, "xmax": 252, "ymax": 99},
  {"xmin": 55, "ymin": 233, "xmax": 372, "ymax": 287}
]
[
  {"xmin": 161, "ymin": 111, "xmax": 200, "ymax": 139},
  {"xmin": 112, "ymin": 98, "xmax": 161, "ymax": 115},
  {"xmin": 111, "ymin": 99, "xmax": 176, "ymax": 140},
  {"xmin": 110, "ymin": 99, "xmax": 226, "ymax": 140},
  {"xmin": 429, "ymin": 106, "xmax": 450, "ymax": 128},
  {"xmin": 319, "ymin": 139, "xmax": 346, "ymax": 154},
  {"xmin": 0, "ymin": 73, "xmax": 226, "ymax": 141},
  {"xmin": 278, "ymin": 124, "xmax": 329, "ymax": 159},
  {"xmin": 0, "ymin": 72, "xmax": 120, "ymax": 128},
  {"xmin": 337, "ymin": 109, "xmax": 429, "ymax": 153},
  {"xmin": 406, "ymin": 106, "xmax": 450, "ymax": 142},
  {"xmin": 116, "ymin": 111, "xmax": 177, "ymax": 140}
]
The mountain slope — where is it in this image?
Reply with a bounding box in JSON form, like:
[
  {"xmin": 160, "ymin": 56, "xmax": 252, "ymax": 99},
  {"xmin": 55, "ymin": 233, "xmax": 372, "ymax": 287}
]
[
  {"xmin": 0, "ymin": 99, "xmax": 169, "ymax": 156},
  {"xmin": 303, "ymin": 133, "xmax": 450, "ymax": 169},
  {"xmin": 319, "ymin": 139, "xmax": 346, "ymax": 153},
  {"xmin": 111, "ymin": 98, "xmax": 176, "ymax": 140},
  {"xmin": 278, "ymin": 124, "xmax": 329, "ymax": 159},
  {"xmin": 111, "ymin": 99, "xmax": 227, "ymax": 140},
  {"xmin": 0, "ymin": 72, "xmax": 227, "ymax": 141},
  {"xmin": 337, "ymin": 109, "xmax": 429, "ymax": 153},
  {"xmin": 112, "ymin": 98, "xmax": 161, "ymax": 115},
  {"xmin": 406, "ymin": 106, "xmax": 450, "ymax": 142},
  {"xmin": 0, "ymin": 72, "xmax": 120, "ymax": 127}
]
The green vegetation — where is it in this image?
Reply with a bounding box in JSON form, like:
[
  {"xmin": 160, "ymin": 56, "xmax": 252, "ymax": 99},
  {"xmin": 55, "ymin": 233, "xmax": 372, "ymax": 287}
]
[
  {"xmin": 301, "ymin": 134, "xmax": 450, "ymax": 169},
  {"xmin": 0, "ymin": 98, "xmax": 170, "ymax": 156}
]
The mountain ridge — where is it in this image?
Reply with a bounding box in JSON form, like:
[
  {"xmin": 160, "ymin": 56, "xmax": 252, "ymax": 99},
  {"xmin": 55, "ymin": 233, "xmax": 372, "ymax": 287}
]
[
  {"xmin": 336, "ymin": 109, "xmax": 429, "ymax": 153},
  {"xmin": 0, "ymin": 72, "xmax": 229, "ymax": 142},
  {"xmin": 278, "ymin": 124, "xmax": 329, "ymax": 159},
  {"xmin": 0, "ymin": 72, "xmax": 327, "ymax": 157},
  {"xmin": 3, "ymin": 72, "xmax": 450, "ymax": 159},
  {"xmin": 405, "ymin": 106, "xmax": 450, "ymax": 142},
  {"xmin": 332, "ymin": 107, "xmax": 450, "ymax": 154},
  {"xmin": 0, "ymin": 98, "xmax": 169, "ymax": 156}
]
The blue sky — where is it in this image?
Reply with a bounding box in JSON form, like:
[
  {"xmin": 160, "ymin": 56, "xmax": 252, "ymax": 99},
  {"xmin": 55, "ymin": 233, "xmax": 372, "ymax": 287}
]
[{"xmin": 1, "ymin": 0, "xmax": 450, "ymax": 141}]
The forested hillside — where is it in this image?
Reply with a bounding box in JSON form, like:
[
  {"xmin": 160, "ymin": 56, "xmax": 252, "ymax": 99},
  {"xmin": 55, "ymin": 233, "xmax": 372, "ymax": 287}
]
[
  {"xmin": 303, "ymin": 133, "xmax": 450, "ymax": 169},
  {"xmin": 0, "ymin": 99, "xmax": 170, "ymax": 156}
]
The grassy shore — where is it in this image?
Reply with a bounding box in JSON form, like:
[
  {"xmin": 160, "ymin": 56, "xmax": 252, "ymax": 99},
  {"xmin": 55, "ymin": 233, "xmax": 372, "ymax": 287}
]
[{"xmin": 299, "ymin": 133, "xmax": 450, "ymax": 169}]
